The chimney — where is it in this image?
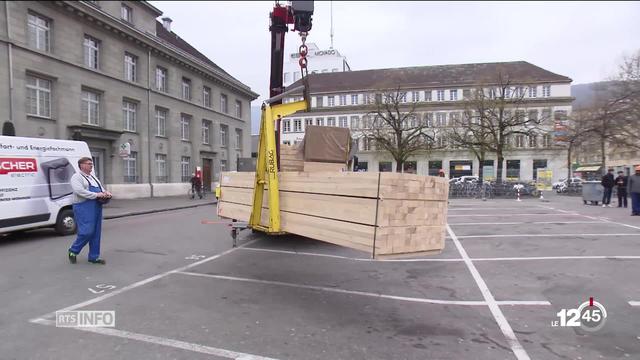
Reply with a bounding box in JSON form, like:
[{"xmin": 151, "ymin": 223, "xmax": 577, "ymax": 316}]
[{"xmin": 161, "ymin": 17, "xmax": 172, "ymax": 32}]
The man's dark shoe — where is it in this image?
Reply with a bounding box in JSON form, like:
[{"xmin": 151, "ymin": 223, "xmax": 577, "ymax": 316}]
[
  {"xmin": 88, "ymin": 258, "xmax": 106, "ymax": 265},
  {"xmin": 68, "ymin": 251, "xmax": 77, "ymax": 264}
]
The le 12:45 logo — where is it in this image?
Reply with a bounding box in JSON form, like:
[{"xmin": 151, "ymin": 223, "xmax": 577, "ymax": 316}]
[{"xmin": 552, "ymin": 297, "xmax": 607, "ymax": 332}]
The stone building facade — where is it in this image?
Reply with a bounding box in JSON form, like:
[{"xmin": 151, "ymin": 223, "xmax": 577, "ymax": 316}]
[{"xmin": 0, "ymin": 1, "xmax": 258, "ymax": 197}]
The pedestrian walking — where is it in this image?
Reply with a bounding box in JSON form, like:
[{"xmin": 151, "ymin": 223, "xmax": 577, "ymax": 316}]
[
  {"xmin": 601, "ymin": 168, "xmax": 615, "ymax": 207},
  {"xmin": 629, "ymin": 166, "xmax": 640, "ymax": 216},
  {"xmin": 68, "ymin": 157, "xmax": 112, "ymax": 264},
  {"xmin": 190, "ymin": 173, "xmax": 203, "ymax": 199},
  {"xmin": 615, "ymin": 171, "xmax": 628, "ymax": 208}
]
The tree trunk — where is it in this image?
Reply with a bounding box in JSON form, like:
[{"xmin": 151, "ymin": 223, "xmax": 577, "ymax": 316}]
[
  {"xmin": 567, "ymin": 143, "xmax": 573, "ymax": 182},
  {"xmin": 496, "ymin": 147, "xmax": 504, "ymax": 184},
  {"xmin": 396, "ymin": 160, "xmax": 403, "ymax": 173},
  {"xmin": 600, "ymin": 135, "xmax": 606, "ymax": 175},
  {"xmin": 478, "ymin": 152, "xmax": 485, "ymax": 185}
]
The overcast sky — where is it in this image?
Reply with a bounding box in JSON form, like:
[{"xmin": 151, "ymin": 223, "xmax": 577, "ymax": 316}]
[{"xmin": 151, "ymin": 1, "xmax": 640, "ymax": 103}]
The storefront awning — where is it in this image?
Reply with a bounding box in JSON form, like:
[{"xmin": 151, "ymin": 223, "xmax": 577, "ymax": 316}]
[{"xmin": 575, "ymin": 166, "xmax": 601, "ymax": 172}]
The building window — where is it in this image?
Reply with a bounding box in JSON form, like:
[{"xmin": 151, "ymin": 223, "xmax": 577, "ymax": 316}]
[
  {"xmin": 235, "ymin": 100, "xmax": 242, "ymax": 118},
  {"xmin": 450, "ymin": 89, "xmax": 458, "ymax": 101},
  {"xmin": 506, "ymin": 160, "xmax": 520, "ymax": 179},
  {"xmin": 515, "ymin": 135, "xmax": 525, "ymax": 148},
  {"xmin": 436, "ymin": 90, "xmax": 445, "ymax": 101},
  {"xmin": 83, "ymin": 35, "xmax": 100, "ymax": 69},
  {"xmin": 412, "ymin": 91, "xmax": 419, "ymax": 102},
  {"xmin": 156, "ymin": 67, "xmax": 167, "ymax": 92},
  {"xmin": 202, "ymin": 120, "xmax": 211, "ymax": 144},
  {"xmin": 235, "ymin": 129, "xmax": 242, "ymax": 149},
  {"xmin": 350, "ymin": 116, "xmax": 359, "ymax": 128},
  {"xmin": 220, "ymin": 124, "xmax": 228, "ymax": 147},
  {"xmin": 529, "ymin": 86, "xmax": 537, "ymax": 98},
  {"xmin": 283, "ymin": 120, "xmax": 291, "ymax": 133},
  {"xmin": 121, "ymin": 3, "xmax": 132, "ymax": 22},
  {"xmin": 339, "ymin": 116, "xmax": 348, "ymax": 128},
  {"xmin": 283, "ymin": 72, "xmax": 290, "ymax": 83},
  {"xmin": 515, "ymin": 86, "xmax": 525, "ymax": 98},
  {"xmin": 543, "ymin": 134, "xmax": 552, "ymax": 147},
  {"xmin": 122, "ymin": 100, "xmax": 137, "ymax": 132},
  {"xmin": 315, "ymin": 117, "xmax": 323, "ymax": 126},
  {"xmin": 363, "ymin": 137, "xmax": 371, "ymax": 151},
  {"xmin": 305, "ymin": 118, "xmax": 313, "ymax": 128},
  {"xmin": 327, "ymin": 117, "xmax": 336, "ymax": 127},
  {"xmin": 316, "ymin": 96, "xmax": 324, "ymax": 108},
  {"xmin": 436, "ymin": 135, "xmax": 446, "ymax": 147},
  {"xmin": 425, "ymin": 113, "xmax": 434, "ymax": 127},
  {"xmin": 124, "ymin": 53, "xmax": 137, "ymax": 82},
  {"xmin": 435, "ymin": 112, "xmax": 446, "ymax": 127},
  {"xmin": 180, "ymin": 114, "xmax": 191, "ymax": 141},
  {"xmin": 399, "ymin": 92, "xmax": 407, "ymax": 103},
  {"xmin": 123, "ymin": 151, "xmax": 137, "ymax": 183},
  {"xmin": 155, "ymin": 108, "xmax": 166, "ymax": 137},
  {"xmin": 542, "ymin": 85, "xmax": 551, "ymax": 97},
  {"xmin": 528, "ymin": 135, "xmax": 537, "ymax": 148},
  {"xmin": 220, "ymin": 94, "xmax": 228, "ymax": 113},
  {"xmin": 351, "ymin": 94, "xmax": 358, "ymax": 105},
  {"xmin": 203, "ymin": 86, "xmax": 211, "ymax": 107},
  {"xmin": 81, "ymin": 89, "xmax": 100, "ymax": 125},
  {"xmin": 155, "ymin": 154, "xmax": 167, "ymax": 183},
  {"xmin": 424, "ymin": 90, "xmax": 432, "ymax": 101},
  {"xmin": 463, "ymin": 89, "xmax": 471, "ymax": 99},
  {"xmin": 379, "ymin": 162, "xmax": 393, "ymax": 172},
  {"xmin": 181, "ymin": 156, "xmax": 191, "ymax": 182},
  {"xmin": 504, "ymin": 87, "xmax": 511, "ymax": 98},
  {"xmin": 26, "ymin": 75, "xmax": 51, "ymax": 118},
  {"xmin": 532, "ymin": 159, "xmax": 547, "ymax": 180},
  {"xmin": 428, "ymin": 160, "xmax": 443, "ymax": 176},
  {"xmin": 293, "ymin": 72, "xmax": 300, "ymax": 81},
  {"xmin": 28, "ymin": 13, "xmax": 50, "ymax": 52},
  {"xmin": 182, "ymin": 78, "xmax": 191, "ymax": 100},
  {"xmin": 528, "ymin": 110, "xmax": 539, "ymax": 123},
  {"xmin": 328, "ymin": 96, "xmax": 335, "ymax": 107},
  {"xmin": 220, "ymin": 159, "xmax": 227, "ymax": 172},
  {"xmin": 293, "ymin": 119, "xmax": 302, "ymax": 132},
  {"xmin": 339, "ymin": 95, "xmax": 347, "ymax": 106}
]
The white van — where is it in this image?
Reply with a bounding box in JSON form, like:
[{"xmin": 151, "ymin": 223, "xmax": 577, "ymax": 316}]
[{"xmin": 0, "ymin": 136, "xmax": 92, "ymax": 235}]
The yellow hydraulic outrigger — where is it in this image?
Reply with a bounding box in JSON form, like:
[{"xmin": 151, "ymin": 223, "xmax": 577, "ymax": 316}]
[{"xmin": 250, "ymin": 99, "xmax": 307, "ymax": 234}]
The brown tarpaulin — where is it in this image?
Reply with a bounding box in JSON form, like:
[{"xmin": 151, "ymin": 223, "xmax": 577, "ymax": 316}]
[{"xmin": 303, "ymin": 126, "xmax": 350, "ymax": 163}]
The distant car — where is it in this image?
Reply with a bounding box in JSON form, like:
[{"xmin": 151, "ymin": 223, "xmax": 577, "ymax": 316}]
[
  {"xmin": 553, "ymin": 178, "xmax": 582, "ymax": 189},
  {"xmin": 556, "ymin": 178, "xmax": 583, "ymax": 193}
]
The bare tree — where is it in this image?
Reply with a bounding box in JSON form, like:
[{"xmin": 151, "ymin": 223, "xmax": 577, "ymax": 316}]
[
  {"xmin": 451, "ymin": 72, "xmax": 550, "ymax": 183},
  {"xmin": 361, "ymin": 87, "xmax": 439, "ymax": 172}
]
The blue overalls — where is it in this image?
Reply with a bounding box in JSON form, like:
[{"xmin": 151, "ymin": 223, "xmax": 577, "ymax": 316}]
[{"xmin": 68, "ymin": 179, "xmax": 103, "ymax": 261}]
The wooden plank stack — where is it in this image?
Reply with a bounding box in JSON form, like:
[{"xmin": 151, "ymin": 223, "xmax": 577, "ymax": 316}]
[
  {"xmin": 217, "ymin": 171, "xmax": 449, "ymax": 259},
  {"xmin": 279, "ymin": 144, "xmax": 304, "ymax": 172}
]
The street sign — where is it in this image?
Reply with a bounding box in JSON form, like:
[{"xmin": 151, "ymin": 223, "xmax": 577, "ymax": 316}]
[{"xmin": 119, "ymin": 143, "xmax": 131, "ymax": 158}]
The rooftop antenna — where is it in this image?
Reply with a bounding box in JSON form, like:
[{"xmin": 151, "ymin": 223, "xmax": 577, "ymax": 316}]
[{"xmin": 330, "ymin": 0, "xmax": 334, "ymax": 49}]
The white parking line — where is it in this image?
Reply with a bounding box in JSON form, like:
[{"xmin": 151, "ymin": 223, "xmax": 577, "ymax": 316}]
[
  {"xmin": 449, "ymin": 208, "xmax": 529, "ymax": 211},
  {"xmin": 240, "ymin": 247, "xmax": 463, "ymax": 262},
  {"xmin": 474, "ymin": 255, "xmax": 640, "ymax": 261},
  {"xmin": 447, "ymin": 224, "xmax": 531, "ymax": 360},
  {"xmin": 450, "ymin": 221, "xmax": 603, "ymax": 226},
  {"xmin": 31, "ymin": 239, "xmax": 257, "ymax": 322},
  {"xmin": 457, "ymin": 233, "xmax": 640, "ymax": 239},
  {"xmin": 174, "ymin": 271, "xmax": 551, "ymax": 307},
  {"xmin": 30, "ymin": 318, "xmax": 279, "ymax": 360},
  {"xmin": 448, "ymin": 213, "xmax": 579, "ymax": 217},
  {"xmin": 629, "ymin": 301, "xmax": 640, "ymax": 306}
]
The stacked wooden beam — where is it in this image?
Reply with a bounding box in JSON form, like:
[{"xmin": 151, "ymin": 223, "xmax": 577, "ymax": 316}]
[
  {"xmin": 279, "ymin": 144, "xmax": 304, "ymax": 172},
  {"xmin": 217, "ymin": 171, "xmax": 449, "ymax": 259}
]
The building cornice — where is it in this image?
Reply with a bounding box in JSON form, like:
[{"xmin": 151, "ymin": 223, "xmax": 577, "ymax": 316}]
[{"xmin": 56, "ymin": 1, "xmax": 258, "ymax": 100}]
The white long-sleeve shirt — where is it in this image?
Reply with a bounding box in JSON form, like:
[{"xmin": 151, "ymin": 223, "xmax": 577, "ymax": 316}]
[{"xmin": 70, "ymin": 172, "xmax": 103, "ymax": 204}]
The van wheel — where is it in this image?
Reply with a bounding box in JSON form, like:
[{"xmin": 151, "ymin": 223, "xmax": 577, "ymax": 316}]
[{"xmin": 55, "ymin": 209, "xmax": 76, "ymax": 236}]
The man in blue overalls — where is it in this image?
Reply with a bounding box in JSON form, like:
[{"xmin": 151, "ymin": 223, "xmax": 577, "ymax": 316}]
[{"xmin": 68, "ymin": 157, "xmax": 112, "ymax": 264}]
